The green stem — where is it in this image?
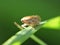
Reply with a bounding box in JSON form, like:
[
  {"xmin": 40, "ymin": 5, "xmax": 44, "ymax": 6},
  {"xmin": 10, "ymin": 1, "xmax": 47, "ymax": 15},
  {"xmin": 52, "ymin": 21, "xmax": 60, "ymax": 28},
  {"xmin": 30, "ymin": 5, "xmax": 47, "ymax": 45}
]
[
  {"xmin": 30, "ymin": 35, "xmax": 47, "ymax": 45},
  {"xmin": 2, "ymin": 21, "xmax": 47, "ymax": 45},
  {"xmin": 14, "ymin": 22, "xmax": 47, "ymax": 45}
]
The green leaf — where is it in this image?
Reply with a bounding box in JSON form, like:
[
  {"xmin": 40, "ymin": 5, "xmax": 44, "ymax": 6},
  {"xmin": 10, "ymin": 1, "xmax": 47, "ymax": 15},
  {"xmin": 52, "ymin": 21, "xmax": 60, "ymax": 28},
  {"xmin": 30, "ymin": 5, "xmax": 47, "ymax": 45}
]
[
  {"xmin": 42, "ymin": 16, "xmax": 60, "ymax": 29},
  {"xmin": 2, "ymin": 27, "xmax": 35, "ymax": 45},
  {"xmin": 2, "ymin": 21, "xmax": 47, "ymax": 45}
]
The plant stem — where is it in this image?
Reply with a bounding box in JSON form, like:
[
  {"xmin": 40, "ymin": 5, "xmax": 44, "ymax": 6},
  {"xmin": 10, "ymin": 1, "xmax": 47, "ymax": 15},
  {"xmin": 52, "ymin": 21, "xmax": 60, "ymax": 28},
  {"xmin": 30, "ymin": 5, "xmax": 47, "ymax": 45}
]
[
  {"xmin": 14, "ymin": 22, "xmax": 47, "ymax": 45},
  {"xmin": 30, "ymin": 35, "xmax": 47, "ymax": 45}
]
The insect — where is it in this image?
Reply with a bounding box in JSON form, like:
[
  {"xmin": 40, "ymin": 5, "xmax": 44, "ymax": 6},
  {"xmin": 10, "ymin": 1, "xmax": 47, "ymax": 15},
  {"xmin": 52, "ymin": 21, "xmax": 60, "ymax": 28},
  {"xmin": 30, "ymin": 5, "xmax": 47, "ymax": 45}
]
[{"xmin": 21, "ymin": 15, "xmax": 41, "ymax": 28}]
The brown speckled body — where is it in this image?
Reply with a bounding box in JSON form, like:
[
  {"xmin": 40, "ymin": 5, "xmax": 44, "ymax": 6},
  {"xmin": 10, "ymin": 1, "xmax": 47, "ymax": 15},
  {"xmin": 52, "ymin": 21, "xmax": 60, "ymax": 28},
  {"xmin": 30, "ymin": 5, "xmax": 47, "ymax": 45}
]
[{"xmin": 21, "ymin": 15, "xmax": 41, "ymax": 27}]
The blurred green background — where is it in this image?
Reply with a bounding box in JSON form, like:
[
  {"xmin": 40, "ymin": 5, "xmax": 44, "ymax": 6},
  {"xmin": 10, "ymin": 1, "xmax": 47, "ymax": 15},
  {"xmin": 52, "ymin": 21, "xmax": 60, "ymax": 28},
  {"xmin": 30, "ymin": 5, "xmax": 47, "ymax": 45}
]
[{"xmin": 0, "ymin": 0, "xmax": 60, "ymax": 45}]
